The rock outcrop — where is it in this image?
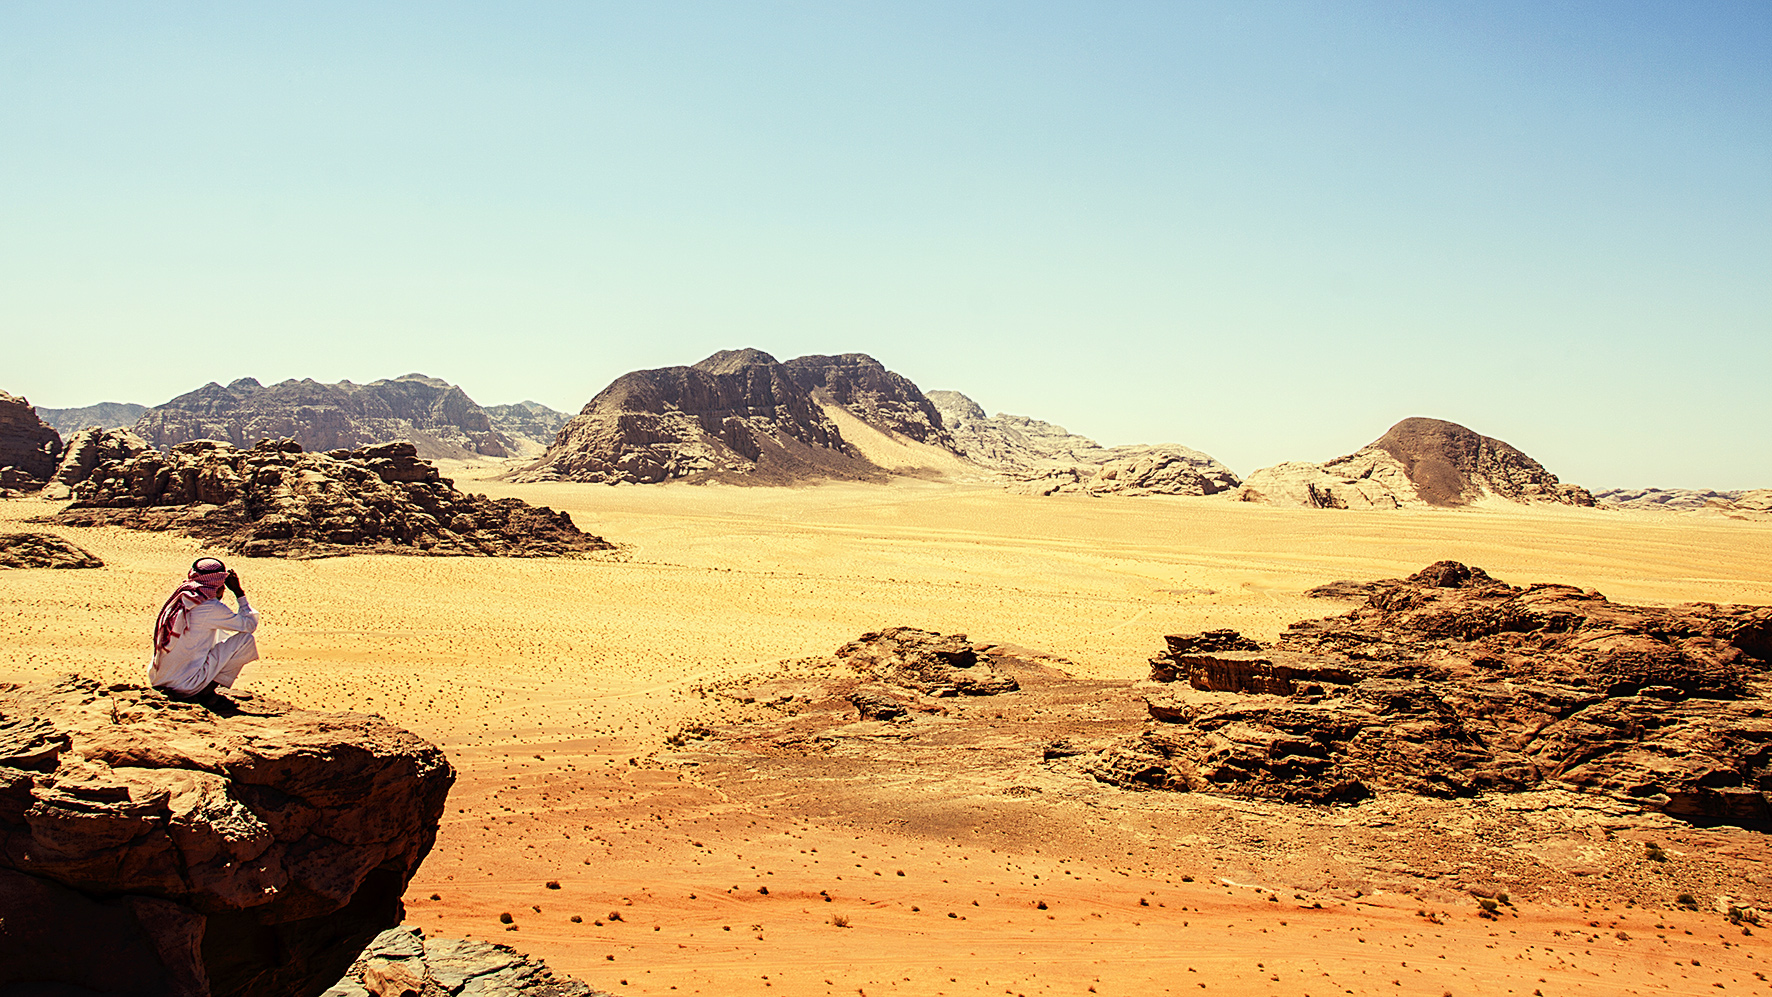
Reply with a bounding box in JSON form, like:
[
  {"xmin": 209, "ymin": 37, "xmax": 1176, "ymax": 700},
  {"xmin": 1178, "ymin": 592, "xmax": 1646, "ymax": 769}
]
[
  {"xmin": 1237, "ymin": 417, "xmax": 1593, "ymax": 509},
  {"xmin": 483, "ymin": 401, "xmax": 572, "ymax": 455},
  {"xmin": 515, "ymin": 350, "xmax": 904, "ymax": 485},
  {"xmin": 35, "ymin": 401, "xmax": 148, "ymax": 438},
  {"xmin": 0, "ymin": 675, "xmax": 454, "ymax": 997},
  {"xmin": 134, "ymin": 374, "xmax": 515, "ymax": 461},
  {"xmin": 0, "ymin": 390, "xmax": 62, "ymax": 490},
  {"xmin": 1596, "ymin": 487, "xmax": 1772, "ymax": 519},
  {"xmin": 0, "ymin": 533, "xmax": 104, "ymax": 569},
  {"xmin": 52, "ymin": 439, "xmax": 611, "ymax": 559},
  {"xmin": 927, "ymin": 390, "xmax": 1239, "ymax": 497},
  {"xmin": 783, "ymin": 354, "xmax": 955, "ymax": 448},
  {"xmin": 327, "ymin": 926, "xmax": 611, "ymax": 997},
  {"xmin": 46, "ymin": 425, "xmax": 152, "ymax": 498},
  {"xmin": 1088, "ymin": 561, "xmax": 1772, "ymax": 823},
  {"xmin": 835, "ymin": 628, "xmax": 1020, "ymax": 697}
]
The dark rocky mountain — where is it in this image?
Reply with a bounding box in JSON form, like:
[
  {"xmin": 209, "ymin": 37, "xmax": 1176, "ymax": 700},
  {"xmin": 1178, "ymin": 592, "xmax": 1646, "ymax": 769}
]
[
  {"xmin": 0, "ymin": 674, "xmax": 454, "ymax": 997},
  {"xmin": 55, "ymin": 439, "xmax": 611, "ymax": 559},
  {"xmin": 1089, "ymin": 561, "xmax": 1772, "ymax": 823},
  {"xmin": 515, "ymin": 349, "xmax": 923, "ymax": 485},
  {"xmin": 34, "ymin": 400, "xmax": 146, "ymax": 437},
  {"xmin": 0, "ymin": 390, "xmax": 62, "ymax": 490},
  {"xmin": 1238, "ymin": 417, "xmax": 1593, "ymax": 509},
  {"xmin": 782, "ymin": 354, "xmax": 955, "ymax": 447},
  {"xmin": 484, "ymin": 400, "xmax": 572, "ymax": 454},
  {"xmin": 134, "ymin": 373, "xmax": 515, "ymax": 460}
]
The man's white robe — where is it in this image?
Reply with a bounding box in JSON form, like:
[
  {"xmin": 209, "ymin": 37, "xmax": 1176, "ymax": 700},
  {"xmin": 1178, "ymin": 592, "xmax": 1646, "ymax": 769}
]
[{"xmin": 148, "ymin": 595, "xmax": 259, "ymax": 695}]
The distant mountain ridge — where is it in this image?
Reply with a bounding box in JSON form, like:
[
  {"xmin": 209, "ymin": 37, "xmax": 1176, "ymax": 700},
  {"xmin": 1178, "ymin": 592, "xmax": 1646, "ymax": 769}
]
[
  {"xmin": 483, "ymin": 400, "xmax": 571, "ymax": 455},
  {"xmin": 1238, "ymin": 417, "xmax": 1592, "ymax": 509},
  {"xmin": 35, "ymin": 402, "xmax": 147, "ymax": 437},
  {"xmin": 133, "ymin": 373, "xmax": 514, "ymax": 460}
]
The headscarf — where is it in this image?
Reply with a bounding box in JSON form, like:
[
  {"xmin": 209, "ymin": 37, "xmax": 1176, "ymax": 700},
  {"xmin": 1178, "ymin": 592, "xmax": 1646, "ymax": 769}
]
[{"xmin": 154, "ymin": 558, "xmax": 229, "ymax": 655}]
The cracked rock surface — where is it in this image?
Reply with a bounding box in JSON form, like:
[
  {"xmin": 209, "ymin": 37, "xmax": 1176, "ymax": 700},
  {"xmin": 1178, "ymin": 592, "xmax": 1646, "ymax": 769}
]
[
  {"xmin": 0, "ymin": 675, "xmax": 454, "ymax": 997},
  {"xmin": 326, "ymin": 926, "xmax": 611, "ymax": 997}
]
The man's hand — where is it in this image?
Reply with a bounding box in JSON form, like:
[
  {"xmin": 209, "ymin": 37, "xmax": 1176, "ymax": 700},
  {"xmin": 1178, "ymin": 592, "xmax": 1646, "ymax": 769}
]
[{"xmin": 225, "ymin": 569, "xmax": 245, "ymax": 598}]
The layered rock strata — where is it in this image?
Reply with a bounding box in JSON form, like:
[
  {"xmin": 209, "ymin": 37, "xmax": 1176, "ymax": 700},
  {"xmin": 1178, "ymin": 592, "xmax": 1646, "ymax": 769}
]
[
  {"xmin": 52, "ymin": 439, "xmax": 610, "ymax": 559},
  {"xmin": 0, "ymin": 675, "xmax": 454, "ymax": 997},
  {"xmin": 135, "ymin": 374, "xmax": 515, "ymax": 460},
  {"xmin": 0, "ymin": 533, "xmax": 104, "ymax": 569},
  {"xmin": 327, "ymin": 926, "xmax": 610, "ymax": 997},
  {"xmin": 1088, "ymin": 561, "xmax": 1772, "ymax": 822},
  {"xmin": 1238, "ymin": 417, "xmax": 1593, "ymax": 509},
  {"xmin": 0, "ymin": 390, "xmax": 62, "ymax": 489}
]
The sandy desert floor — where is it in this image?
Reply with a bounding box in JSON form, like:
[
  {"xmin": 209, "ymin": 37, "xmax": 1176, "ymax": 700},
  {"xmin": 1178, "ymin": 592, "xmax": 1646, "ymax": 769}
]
[{"xmin": 5, "ymin": 471, "xmax": 1772, "ymax": 996}]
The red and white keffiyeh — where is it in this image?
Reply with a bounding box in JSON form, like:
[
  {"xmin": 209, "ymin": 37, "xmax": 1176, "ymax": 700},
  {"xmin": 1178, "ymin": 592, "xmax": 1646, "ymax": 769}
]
[{"xmin": 154, "ymin": 560, "xmax": 229, "ymax": 654}]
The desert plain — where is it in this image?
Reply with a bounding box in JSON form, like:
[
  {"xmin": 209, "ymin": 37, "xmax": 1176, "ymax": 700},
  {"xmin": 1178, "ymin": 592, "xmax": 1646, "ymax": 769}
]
[{"xmin": 5, "ymin": 470, "xmax": 1772, "ymax": 997}]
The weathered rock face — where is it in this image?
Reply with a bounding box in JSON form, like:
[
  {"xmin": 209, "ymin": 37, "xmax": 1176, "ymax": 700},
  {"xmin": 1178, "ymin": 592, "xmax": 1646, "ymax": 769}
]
[
  {"xmin": 515, "ymin": 349, "xmax": 890, "ymax": 485},
  {"xmin": 0, "ymin": 675, "xmax": 454, "ymax": 997},
  {"xmin": 483, "ymin": 401, "xmax": 572, "ymax": 455},
  {"xmin": 1007, "ymin": 445, "xmax": 1240, "ymax": 497},
  {"xmin": 52, "ymin": 439, "xmax": 611, "ymax": 559},
  {"xmin": 36, "ymin": 401, "xmax": 149, "ymax": 438},
  {"xmin": 1238, "ymin": 417, "xmax": 1593, "ymax": 509},
  {"xmin": 327, "ymin": 926, "xmax": 611, "ymax": 997},
  {"xmin": 1088, "ymin": 561, "xmax": 1772, "ymax": 823},
  {"xmin": 782, "ymin": 354, "xmax": 955, "ymax": 448},
  {"xmin": 835, "ymin": 628, "xmax": 1020, "ymax": 697},
  {"xmin": 0, "ymin": 532, "xmax": 104, "ymax": 569},
  {"xmin": 927, "ymin": 390, "xmax": 1239, "ymax": 497},
  {"xmin": 1596, "ymin": 487, "xmax": 1772, "ymax": 519},
  {"xmin": 47, "ymin": 425, "xmax": 152, "ymax": 497},
  {"xmin": 134, "ymin": 375, "xmax": 515, "ymax": 461},
  {"xmin": 0, "ymin": 390, "xmax": 62, "ymax": 489}
]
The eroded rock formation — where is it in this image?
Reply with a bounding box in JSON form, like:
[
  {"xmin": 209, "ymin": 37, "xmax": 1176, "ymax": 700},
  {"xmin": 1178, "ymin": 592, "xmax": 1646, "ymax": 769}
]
[
  {"xmin": 52, "ymin": 439, "xmax": 610, "ymax": 559},
  {"xmin": 928, "ymin": 390, "xmax": 1239, "ymax": 497},
  {"xmin": 36, "ymin": 401, "xmax": 148, "ymax": 438},
  {"xmin": 1089, "ymin": 561, "xmax": 1772, "ymax": 822},
  {"xmin": 0, "ymin": 390, "xmax": 62, "ymax": 490},
  {"xmin": 0, "ymin": 533, "xmax": 104, "ymax": 569},
  {"xmin": 1238, "ymin": 417, "xmax": 1593, "ymax": 509},
  {"xmin": 0, "ymin": 675, "xmax": 454, "ymax": 997},
  {"xmin": 515, "ymin": 350, "xmax": 901, "ymax": 485},
  {"xmin": 835, "ymin": 628, "xmax": 1021, "ymax": 697},
  {"xmin": 134, "ymin": 374, "xmax": 515, "ymax": 461},
  {"xmin": 46, "ymin": 425, "xmax": 152, "ymax": 498},
  {"xmin": 327, "ymin": 926, "xmax": 609, "ymax": 997}
]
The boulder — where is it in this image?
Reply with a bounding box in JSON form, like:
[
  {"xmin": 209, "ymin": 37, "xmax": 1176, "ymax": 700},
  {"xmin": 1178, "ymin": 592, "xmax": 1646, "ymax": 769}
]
[
  {"xmin": 833, "ymin": 628, "xmax": 1019, "ymax": 697},
  {"xmin": 0, "ymin": 390, "xmax": 62, "ymax": 489},
  {"xmin": 134, "ymin": 375, "xmax": 515, "ymax": 461},
  {"xmin": 50, "ymin": 439, "xmax": 612, "ymax": 559},
  {"xmin": 1088, "ymin": 562, "xmax": 1772, "ymax": 823},
  {"xmin": 327, "ymin": 926, "xmax": 610, "ymax": 997},
  {"xmin": 0, "ymin": 532, "xmax": 104, "ymax": 569},
  {"xmin": 0, "ymin": 675, "xmax": 454, "ymax": 997},
  {"xmin": 1238, "ymin": 417, "xmax": 1593, "ymax": 509}
]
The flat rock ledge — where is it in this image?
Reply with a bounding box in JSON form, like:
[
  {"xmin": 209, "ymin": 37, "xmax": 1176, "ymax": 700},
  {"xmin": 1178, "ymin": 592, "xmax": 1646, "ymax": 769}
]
[
  {"xmin": 0, "ymin": 531, "xmax": 103, "ymax": 569},
  {"xmin": 50, "ymin": 438, "xmax": 612, "ymax": 559},
  {"xmin": 0, "ymin": 675, "xmax": 455, "ymax": 997},
  {"xmin": 1087, "ymin": 561, "xmax": 1772, "ymax": 823},
  {"xmin": 327, "ymin": 926, "xmax": 612, "ymax": 997}
]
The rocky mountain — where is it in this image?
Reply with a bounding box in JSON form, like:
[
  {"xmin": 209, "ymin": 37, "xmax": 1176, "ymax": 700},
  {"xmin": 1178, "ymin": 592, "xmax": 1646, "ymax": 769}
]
[
  {"xmin": 55, "ymin": 439, "xmax": 612, "ymax": 558},
  {"xmin": 34, "ymin": 400, "xmax": 146, "ymax": 437},
  {"xmin": 1088, "ymin": 561, "xmax": 1772, "ymax": 822},
  {"xmin": 1596, "ymin": 487, "xmax": 1772, "ymax": 518},
  {"xmin": 1237, "ymin": 417, "xmax": 1593, "ymax": 509},
  {"xmin": 928, "ymin": 390, "xmax": 1239, "ymax": 497},
  {"xmin": 0, "ymin": 390, "xmax": 62, "ymax": 490},
  {"xmin": 134, "ymin": 373, "xmax": 516, "ymax": 460},
  {"xmin": 0, "ymin": 674, "xmax": 454, "ymax": 997},
  {"xmin": 484, "ymin": 400, "xmax": 572, "ymax": 454},
  {"xmin": 515, "ymin": 349, "xmax": 935, "ymax": 485}
]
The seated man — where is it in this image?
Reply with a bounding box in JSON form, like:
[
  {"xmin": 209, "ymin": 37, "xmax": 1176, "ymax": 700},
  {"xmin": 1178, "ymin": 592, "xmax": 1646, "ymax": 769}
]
[{"xmin": 148, "ymin": 556, "xmax": 260, "ymax": 700}]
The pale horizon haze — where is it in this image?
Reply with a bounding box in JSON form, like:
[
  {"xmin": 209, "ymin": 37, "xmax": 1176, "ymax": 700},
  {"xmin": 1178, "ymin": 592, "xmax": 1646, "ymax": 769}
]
[{"xmin": 2, "ymin": 2, "xmax": 1767, "ymax": 490}]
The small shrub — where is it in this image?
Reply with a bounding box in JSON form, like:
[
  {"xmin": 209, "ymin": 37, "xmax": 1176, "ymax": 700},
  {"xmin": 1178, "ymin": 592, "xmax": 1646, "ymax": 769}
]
[{"xmin": 830, "ymin": 914, "xmax": 851, "ymax": 928}]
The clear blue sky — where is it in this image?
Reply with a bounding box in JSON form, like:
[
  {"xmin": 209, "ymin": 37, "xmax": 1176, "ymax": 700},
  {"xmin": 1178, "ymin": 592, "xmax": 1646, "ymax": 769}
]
[{"xmin": 3, "ymin": 2, "xmax": 1767, "ymax": 489}]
